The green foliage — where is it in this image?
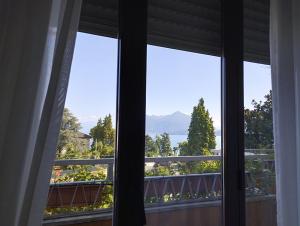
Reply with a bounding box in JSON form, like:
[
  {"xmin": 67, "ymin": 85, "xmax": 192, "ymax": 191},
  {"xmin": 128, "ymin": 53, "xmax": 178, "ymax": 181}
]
[
  {"xmin": 145, "ymin": 133, "xmax": 173, "ymax": 157},
  {"xmin": 56, "ymin": 144, "xmax": 97, "ymax": 160},
  {"xmin": 176, "ymin": 141, "xmax": 188, "ymax": 156},
  {"xmin": 145, "ymin": 164, "xmax": 176, "ymax": 176},
  {"xmin": 244, "ymin": 90, "xmax": 273, "ymax": 149},
  {"xmin": 245, "ymin": 158, "xmax": 275, "ymax": 195},
  {"xmin": 49, "ymin": 155, "xmax": 113, "ymax": 216},
  {"xmin": 145, "ymin": 135, "xmax": 159, "ymax": 157},
  {"xmin": 178, "ymin": 148, "xmax": 220, "ymax": 174},
  {"xmin": 90, "ymin": 114, "xmax": 115, "ymax": 147},
  {"xmin": 180, "ymin": 98, "xmax": 216, "ymax": 156},
  {"xmin": 51, "ymin": 113, "xmax": 116, "ymax": 216},
  {"xmin": 155, "ymin": 133, "xmax": 173, "ymax": 156},
  {"xmin": 56, "ymin": 144, "xmax": 81, "ymax": 159},
  {"xmin": 91, "ymin": 140, "xmax": 114, "ymax": 158},
  {"xmin": 90, "ymin": 114, "xmax": 115, "ymax": 157},
  {"xmin": 177, "ymin": 161, "xmax": 220, "ymax": 175},
  {"xmin": 57, "ymin": 108, "xmax": 85, "ymax": 152},
  {"xmin": 53, "ymin": 165, "xmax": 106, "ymax": 183},
  {"xmin": 196, "ymin": 160, "xmax": 220, "ymax": 173},
  {"xmin": 61, "ymin": 108, "xmax": 81, "ymax": 131}
]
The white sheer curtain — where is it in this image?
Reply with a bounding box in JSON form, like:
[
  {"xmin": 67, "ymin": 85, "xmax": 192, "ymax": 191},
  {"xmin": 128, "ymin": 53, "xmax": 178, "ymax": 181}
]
[
  {"xmin": 270, "ymin": 0, "xmax": 300, "ymax": 225},
  {"xmin": 0, "ymin": 0, "xmax": 81, "ymax": 225}
]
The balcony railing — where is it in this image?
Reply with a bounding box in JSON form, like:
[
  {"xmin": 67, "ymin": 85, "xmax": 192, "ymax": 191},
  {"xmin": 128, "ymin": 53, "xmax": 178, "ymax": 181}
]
[{"xmin": 44, "ymin": 149, "xmax": 276, "ymax": 226}]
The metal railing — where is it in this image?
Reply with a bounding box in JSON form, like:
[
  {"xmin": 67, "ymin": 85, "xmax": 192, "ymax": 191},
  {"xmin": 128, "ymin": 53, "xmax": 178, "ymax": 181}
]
[{"xmin": 45, "ymin": 149, "xmax": 275, "ymax": 217}]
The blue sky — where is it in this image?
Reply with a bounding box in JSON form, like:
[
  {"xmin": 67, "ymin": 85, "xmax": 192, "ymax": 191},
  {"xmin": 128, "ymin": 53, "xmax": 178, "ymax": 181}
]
[{"xmin": 65, "ymin": 32, "xmax": 271, "ymax": 132}]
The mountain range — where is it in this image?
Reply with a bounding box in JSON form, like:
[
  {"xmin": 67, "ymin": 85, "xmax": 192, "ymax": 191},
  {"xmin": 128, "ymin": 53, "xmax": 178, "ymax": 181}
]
[
  {"xmin": 146, "ymin": 111, "xmax": 190, "ymax": 135},
  {"xmin": 81, "ymin": 111, "xmax": 221, "ymax": 136}
]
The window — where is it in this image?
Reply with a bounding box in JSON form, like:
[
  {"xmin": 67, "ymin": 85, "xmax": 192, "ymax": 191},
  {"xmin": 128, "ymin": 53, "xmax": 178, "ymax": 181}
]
[
  {"xmin": 45, "ymin": 33, "xmax": 118, "ymax": 218},
  {"xmin": 145, "ymin": 46, "xmax": 222, "ymax": 226},
  {"xmin": 244, "ymin": 62, "xmax": 276, "ymax": 226},
  {"xmin": 43, "ymin": 1, "xmax": 272, "ymax": 226}
]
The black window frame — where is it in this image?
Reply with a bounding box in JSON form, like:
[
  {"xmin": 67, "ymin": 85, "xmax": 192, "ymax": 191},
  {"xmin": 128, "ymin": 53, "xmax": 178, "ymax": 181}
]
[
  {"xmin": 221, "ymin": 1, "xmax": 245, "ymax": 226},
  {"xmin": 111, "ymin": 0, "xmax": 245, "ymax": 226},
  {"xmin": 113, "ymin": 1, "xmax": 148, "ymax": 226}
]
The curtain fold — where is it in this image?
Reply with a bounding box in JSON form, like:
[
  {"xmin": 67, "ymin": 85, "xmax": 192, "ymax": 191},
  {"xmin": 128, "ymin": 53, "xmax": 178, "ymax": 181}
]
[
  {"xmin": 270, "ymin": 0, "xmax": 300, "ymax": 225},
  {"xmin": 0, "ymin": 0, "xmax": 81, "ymax": 225}
]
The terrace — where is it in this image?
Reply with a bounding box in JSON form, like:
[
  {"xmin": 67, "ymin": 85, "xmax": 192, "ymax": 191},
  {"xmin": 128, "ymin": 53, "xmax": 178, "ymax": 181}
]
[{"xmin": 43, "ymin": 149, "xmax": 276, "ymax": 226}]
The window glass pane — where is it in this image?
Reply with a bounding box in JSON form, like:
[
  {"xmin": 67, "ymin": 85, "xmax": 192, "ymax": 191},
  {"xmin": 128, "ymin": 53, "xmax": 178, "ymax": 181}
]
[
  {"xmin": 44, "ymin": 33, "xmax": 117, "ymax": 219},
  {"xmin": 244, "ymin": 62, "xmax": 276, "ymax": 226},
  {"xmin": 145, "ymin": 46, "xmax": 222, "ymax": 226},
  {"xmin": 144, "ymin": 1, "xmax": 222, "ymax": 224}
]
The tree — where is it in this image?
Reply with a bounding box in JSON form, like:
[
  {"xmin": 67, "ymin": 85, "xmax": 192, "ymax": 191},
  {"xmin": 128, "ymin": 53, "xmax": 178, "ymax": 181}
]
[
  {"xmin": 177, "ymin": 141, "xmax": 188, "ymax": 156},
  {"xmin": 90, "ymin": 114, "xmax": 114, "ymax": 147},
  {"xmin": 145, "ymin": 135, "xmax": 159, "ymax": 157},
  {"xmin": 91, "ymin": 141, "xmax": 114, "ymax": 158},
  {"xmin": 90, "ymin": 114, "xmax": 115, "ymax": 157},
  {"xmin": 61, "ymin": 108, "xmax": 81, "ymax": 131},
  {"xmin": 183, "ymin": 98, "xmax": 216, "ymax": 156},
  {"xmin": 155, "ymin": 133, "xmax": 173, "ymax": 156},
  {"xmin": 57, "ymin": 108, "xmax": 84, "ymax": 153},
  {"xmin": 244, "ymin": 90, "xmax": 273, "ymax": 149}
]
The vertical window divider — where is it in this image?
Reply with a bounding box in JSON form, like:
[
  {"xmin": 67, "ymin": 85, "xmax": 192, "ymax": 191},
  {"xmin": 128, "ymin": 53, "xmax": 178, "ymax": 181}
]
[
  {"xmin": 113, "ymin": 0, "xmax": 148, "ymax": 226},
  {"xmin": 222, "ymin": 0, "xmax": 245, "ymax": 226}
]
